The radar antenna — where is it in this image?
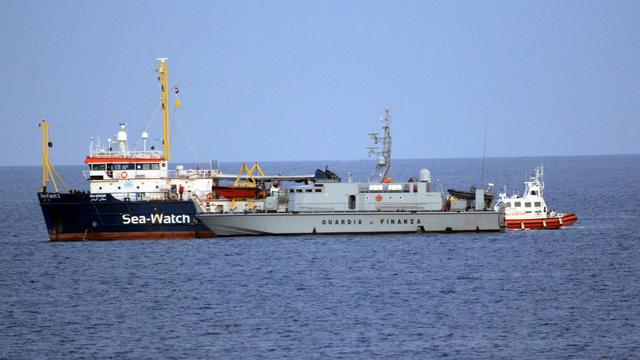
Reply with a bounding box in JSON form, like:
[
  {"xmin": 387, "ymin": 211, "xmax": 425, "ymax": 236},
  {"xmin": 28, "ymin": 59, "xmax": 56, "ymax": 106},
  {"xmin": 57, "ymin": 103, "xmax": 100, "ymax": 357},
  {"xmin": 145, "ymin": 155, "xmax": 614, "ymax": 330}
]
[{"xmin": 367, "ymin": 109, "xmax": 392, "ymax": 182}]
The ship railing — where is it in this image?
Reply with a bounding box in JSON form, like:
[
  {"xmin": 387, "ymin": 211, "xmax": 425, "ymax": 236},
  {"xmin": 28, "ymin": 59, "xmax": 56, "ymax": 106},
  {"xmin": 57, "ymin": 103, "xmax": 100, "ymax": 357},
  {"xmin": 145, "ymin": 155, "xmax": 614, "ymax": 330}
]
[
  {"xmin": 112, "ymin": 191, "xmax": 173, "ymax": 201},
  {"xmin": 81, "ymin": 169, "xmax": 221, "ymax": 180},
  {"xmin": 89, "ymin": 150, "xmax": 164, "ymax": 159},
  {"xmin": 115, "ymin": 191, "xmax": 211, "ymax": 201},
  {"xmin": 167, "ymin": 169, "xmax": 222, "ymax": 179}
]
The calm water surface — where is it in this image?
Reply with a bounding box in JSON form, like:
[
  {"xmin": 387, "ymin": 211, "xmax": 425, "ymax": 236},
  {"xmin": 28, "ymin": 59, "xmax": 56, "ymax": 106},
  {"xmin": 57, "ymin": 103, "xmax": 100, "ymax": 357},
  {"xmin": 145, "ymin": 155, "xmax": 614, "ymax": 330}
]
[{"xmin": 1, "ymin": 156, "xmax": 639, "ymax": 359}]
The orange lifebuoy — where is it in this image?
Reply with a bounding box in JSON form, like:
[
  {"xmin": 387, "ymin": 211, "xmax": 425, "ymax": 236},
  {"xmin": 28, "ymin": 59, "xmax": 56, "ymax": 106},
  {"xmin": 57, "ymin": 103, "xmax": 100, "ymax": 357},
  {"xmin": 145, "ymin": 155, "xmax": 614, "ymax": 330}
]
[
  {"xmin": 121, "ymin": 171, "xmax": 128, "ymax": 178},
  {"xmin": 375, "ymin": 194, "xmax": 383, "ymax": 202}
]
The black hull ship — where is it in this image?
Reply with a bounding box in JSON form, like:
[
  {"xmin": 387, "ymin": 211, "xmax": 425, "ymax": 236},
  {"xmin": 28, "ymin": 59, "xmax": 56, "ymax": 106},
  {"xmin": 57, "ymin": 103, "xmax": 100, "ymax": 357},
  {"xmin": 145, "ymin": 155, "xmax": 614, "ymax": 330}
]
[
  {"xmin": 39, "ymin": 193, "xmax": 213, "ymax": 240},
  {"xmin": 38, "ymin": 58, "xmax": 217, "ymax": 241}
]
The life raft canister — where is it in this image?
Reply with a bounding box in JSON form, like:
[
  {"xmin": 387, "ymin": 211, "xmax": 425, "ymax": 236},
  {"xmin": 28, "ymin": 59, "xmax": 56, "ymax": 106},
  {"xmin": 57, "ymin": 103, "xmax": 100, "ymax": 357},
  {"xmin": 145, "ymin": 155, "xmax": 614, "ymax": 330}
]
[{"xmin": 121, "ymin": 171, "xmax": 128, "ymax": 178}]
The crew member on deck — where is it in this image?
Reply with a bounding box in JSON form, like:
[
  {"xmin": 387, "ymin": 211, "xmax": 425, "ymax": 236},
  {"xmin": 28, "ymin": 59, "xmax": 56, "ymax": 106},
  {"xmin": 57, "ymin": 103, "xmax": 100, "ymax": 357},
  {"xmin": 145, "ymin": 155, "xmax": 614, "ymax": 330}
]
[{"xmin": 179, "ymin": 184, "xmax": 185, "ymax": 200}]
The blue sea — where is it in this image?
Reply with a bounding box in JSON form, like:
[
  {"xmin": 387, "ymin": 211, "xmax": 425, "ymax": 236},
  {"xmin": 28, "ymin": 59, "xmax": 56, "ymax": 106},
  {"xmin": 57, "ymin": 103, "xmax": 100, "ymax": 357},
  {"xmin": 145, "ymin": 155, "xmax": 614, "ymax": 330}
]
[{"xmin": 1, "ymin": 155, "xmax": 639, "ymax": 359}]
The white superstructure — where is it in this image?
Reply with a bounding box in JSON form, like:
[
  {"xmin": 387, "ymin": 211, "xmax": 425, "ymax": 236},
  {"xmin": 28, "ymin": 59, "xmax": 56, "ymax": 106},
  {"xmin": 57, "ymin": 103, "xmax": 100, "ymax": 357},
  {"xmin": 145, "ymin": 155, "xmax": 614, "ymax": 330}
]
[
  {"xmin": 84, "ymin": 124, "xmax": 217, "ymax": 201},
  {"xmin": 194, "ymin": 110, "xmax": 505, "ymax": 236},
  {"xmin": 494, "ymin": 166, "xmax": 550, "ymax": 220}
]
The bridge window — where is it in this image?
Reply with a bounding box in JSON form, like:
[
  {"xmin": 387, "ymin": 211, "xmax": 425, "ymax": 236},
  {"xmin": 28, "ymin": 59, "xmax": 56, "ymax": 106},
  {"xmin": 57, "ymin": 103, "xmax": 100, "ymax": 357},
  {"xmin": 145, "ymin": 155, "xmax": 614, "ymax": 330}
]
[
  {"xmin": 534, "ymin": 202, "xmax": 541, "ymax": 207},
  {"xmin": 525, "ymin": 202, "xmax": 532, "ymax": 208},
  {"xmin": 113, "ymin": 163, "xmax": 135, "ymax": 170},
  {"xmin": 514, "ymin": 202, "xmax": 521, "ymax": 207},
  {"xmin": 136, "ymin": 163, "xmax": 154, "ymax": 170},
  {"xmin": 151, "ymin": 163, "xmax": 160, "ymax": 170},
  {"xmin": 91, "ymin": 164, "xmax": 106, "ymax": 170}
]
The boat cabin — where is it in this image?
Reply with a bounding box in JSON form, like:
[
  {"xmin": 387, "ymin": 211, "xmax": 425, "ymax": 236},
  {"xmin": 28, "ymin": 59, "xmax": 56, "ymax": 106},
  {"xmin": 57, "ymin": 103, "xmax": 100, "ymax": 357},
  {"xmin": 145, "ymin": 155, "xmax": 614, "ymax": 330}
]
[
  {"xmin": 83, "ymin": 124, "xmax": 214, "ymax": 200},
  {"xmin": 495, "ymin": 166, "xmax": 549, "ymax": 219}
]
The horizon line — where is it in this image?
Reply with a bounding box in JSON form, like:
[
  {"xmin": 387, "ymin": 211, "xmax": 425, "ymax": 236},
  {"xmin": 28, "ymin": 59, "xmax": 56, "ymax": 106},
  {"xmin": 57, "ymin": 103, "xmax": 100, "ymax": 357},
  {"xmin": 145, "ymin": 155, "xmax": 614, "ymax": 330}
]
[{"xmin": 2, "ymin": 152, "xmax": 638, "ymax": 167}]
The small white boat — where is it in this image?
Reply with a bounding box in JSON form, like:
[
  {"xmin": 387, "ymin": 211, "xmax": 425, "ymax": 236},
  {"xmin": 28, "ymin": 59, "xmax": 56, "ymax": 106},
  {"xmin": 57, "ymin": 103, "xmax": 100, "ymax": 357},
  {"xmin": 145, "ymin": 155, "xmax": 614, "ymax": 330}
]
[{"xmin": 494, "ymin": 166, "xmax": 577, "ymax": 230}]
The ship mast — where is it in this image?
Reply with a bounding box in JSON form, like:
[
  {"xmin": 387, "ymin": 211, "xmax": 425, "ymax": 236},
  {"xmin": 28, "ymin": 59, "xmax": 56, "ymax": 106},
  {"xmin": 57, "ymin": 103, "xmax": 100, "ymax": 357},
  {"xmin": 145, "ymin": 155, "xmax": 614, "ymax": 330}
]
[
  {"xmin": 535, "ymin": 165, "xmax": 544, "ymax": 198},
  {"xmin": 156, "ymin": 58, "xmax": 171, "ymax": 161},
  {"xmin": 367, "ymin": 109, "xmax": 392, "ymax": 182},
  {"xmin": 39, "ymin": 118, "xmax": 67, "ymax": 193}
]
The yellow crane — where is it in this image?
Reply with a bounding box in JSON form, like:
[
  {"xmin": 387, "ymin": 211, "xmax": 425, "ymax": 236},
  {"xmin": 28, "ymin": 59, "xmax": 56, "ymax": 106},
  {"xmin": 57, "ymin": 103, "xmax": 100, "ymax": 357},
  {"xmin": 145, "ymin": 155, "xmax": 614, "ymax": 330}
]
[{"xmin": 234, "ymin": 162, "xmax": 266, "ymax": 188}]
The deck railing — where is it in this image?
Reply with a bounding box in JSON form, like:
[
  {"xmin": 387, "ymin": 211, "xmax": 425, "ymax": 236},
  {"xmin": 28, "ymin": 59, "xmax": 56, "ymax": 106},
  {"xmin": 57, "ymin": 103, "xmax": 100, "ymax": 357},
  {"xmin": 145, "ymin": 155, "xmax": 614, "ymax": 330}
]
[
  {"xmin": 82, "ymin": 169, "xmax": 220, "ymax": 180},
  {"xmin": 89, "ymin": 150, "xmax": 164, "ymax": 159}
]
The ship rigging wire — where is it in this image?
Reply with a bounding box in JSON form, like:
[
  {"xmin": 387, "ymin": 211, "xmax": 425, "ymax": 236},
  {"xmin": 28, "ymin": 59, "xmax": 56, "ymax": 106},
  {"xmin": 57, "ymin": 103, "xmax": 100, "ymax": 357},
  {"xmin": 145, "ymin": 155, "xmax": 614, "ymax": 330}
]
[
  {"xmin": 171, "ymin": 101, "xmax": 201, "ymax": 163},
  {"xmin": 480, "ymin": 119, "xmax": 488, "ymax": 187}
]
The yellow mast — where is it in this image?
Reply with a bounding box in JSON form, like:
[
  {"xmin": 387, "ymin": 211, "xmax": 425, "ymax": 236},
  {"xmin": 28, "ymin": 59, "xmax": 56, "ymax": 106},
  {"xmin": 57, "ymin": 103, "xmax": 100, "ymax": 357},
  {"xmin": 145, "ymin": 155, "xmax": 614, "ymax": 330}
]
[
  {"xmin": 156, "ymin": 58, "xmax": 171, "ymax": 161},
  {"xmin": 39, "ymin": 118, "xmax": 67, "ymax": 193},
  {"xmin": 40, "ymin": 118, "xmax": 51, "ymax": 192}
]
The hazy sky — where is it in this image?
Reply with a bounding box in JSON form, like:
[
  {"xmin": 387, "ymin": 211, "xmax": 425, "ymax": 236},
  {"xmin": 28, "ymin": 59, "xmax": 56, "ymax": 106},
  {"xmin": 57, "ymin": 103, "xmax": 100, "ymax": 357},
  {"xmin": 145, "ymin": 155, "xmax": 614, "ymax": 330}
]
[{"xmin": 1, "ymin": 1, "xmax": 638, "ymax": 166}]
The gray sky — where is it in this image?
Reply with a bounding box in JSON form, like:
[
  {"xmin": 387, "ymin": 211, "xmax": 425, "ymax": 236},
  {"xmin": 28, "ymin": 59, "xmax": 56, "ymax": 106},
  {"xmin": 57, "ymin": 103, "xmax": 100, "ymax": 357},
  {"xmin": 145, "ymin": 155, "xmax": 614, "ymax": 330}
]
[{"xmin": 1, "ymin": 1, "xmax": 638, "ymax": 166}]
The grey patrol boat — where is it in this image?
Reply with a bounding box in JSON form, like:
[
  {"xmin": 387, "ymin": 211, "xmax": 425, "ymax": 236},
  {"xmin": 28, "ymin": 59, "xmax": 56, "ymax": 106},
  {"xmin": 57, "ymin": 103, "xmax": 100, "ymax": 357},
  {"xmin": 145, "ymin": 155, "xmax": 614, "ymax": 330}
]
[{"xmin": 195, "ymin": 110, "xmax": 505, "ymax": 236}]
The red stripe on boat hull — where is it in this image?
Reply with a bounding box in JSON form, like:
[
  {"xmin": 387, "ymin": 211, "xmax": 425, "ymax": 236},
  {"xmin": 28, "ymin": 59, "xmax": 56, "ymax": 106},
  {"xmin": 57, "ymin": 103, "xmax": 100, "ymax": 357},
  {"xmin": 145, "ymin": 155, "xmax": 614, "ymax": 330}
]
[
  {"xmin": 506, "ymin": 214, "xmax": 578, "ymax": 230},
  {"xmin": 49, "ymin": 230, "xmax": 216, "ymax": 241}
]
